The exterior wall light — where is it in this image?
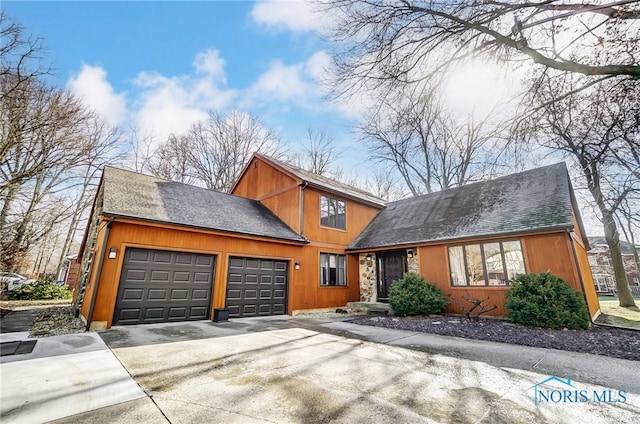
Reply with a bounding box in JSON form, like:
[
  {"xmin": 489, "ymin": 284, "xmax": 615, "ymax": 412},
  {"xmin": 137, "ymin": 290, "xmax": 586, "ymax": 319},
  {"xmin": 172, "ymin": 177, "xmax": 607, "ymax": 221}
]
[
  {"xmin": 108, "ymin": 247, "xmax": 117, "ymax": 259},
  {"xmin": 365, "ymin": 254, "xmax": 372, "ymax": 261},
  {"xmin": 407, "ymin": 250, "xmax": 414, "ymax": 258},
  {"xmin": 295, "ymin": 262, "xmax": 301, "ymax": 270}
]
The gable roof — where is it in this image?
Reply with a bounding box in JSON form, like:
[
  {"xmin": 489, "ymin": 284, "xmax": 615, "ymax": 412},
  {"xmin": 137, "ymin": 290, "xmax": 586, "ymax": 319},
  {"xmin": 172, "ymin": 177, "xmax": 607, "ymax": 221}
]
[
  {"xmin": 348, "ymin": 163, "xmax": 580, "ymax": 250},
  {"xmin": 101, "ymin": 167, "xmax": 307, "ymax": 243},
  {"xmin": 233, "ymin": 153, "xmax": 386, "ymax": 208}
]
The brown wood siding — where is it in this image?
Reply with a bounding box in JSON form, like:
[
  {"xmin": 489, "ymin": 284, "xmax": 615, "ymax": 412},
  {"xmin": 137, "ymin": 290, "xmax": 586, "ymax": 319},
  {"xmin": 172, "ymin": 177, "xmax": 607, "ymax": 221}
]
[
  {"xmin": 573, "ymin": 238, "xmax": 601, "ymax": 317},
  {"xmin": 260, "ymin": 189, "xmax": 300, "ymax": 234},
  {"xmin": 231, "ymin": 158, "xmax": 301, "ymax": 232},
  {"xmin": 82, "ymin": 220, "xmax": 360, "ymax": 328},
  {"xmin": 303, "ymin": 187, "xmax": 381, "ymax": 245},
  {"xmin": 416, "ymin": 232, "xmax": 594, "ymax": 317}
]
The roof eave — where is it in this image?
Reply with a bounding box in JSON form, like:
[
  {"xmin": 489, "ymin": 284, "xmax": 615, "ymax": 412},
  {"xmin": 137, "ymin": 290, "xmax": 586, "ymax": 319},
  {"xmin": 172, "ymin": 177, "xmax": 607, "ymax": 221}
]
[
  {"xmin": 101, "ymin": 211, "xmax": 309, "ymax": 245},
  {"xmin": 346, "ymin": 224, "xmax": 574, "ymax": 252}
]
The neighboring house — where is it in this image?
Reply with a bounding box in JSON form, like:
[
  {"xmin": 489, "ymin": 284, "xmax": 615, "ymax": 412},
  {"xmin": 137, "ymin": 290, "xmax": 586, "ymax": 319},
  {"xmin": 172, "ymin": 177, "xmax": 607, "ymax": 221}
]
[
  {"xmin": 75, "ymin": 156, "xmax": 600, "ymax": 329},
  {"xmin": 587, "ymin": 237, "xmax": 640, "ymax": 295}
]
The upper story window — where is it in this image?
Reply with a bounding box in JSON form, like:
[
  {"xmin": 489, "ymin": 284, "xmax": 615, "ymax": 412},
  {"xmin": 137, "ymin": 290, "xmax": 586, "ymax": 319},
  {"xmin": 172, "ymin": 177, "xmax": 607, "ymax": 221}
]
[
  {"xmin": 448, "ymin": 240, "xmax": 525, "ymax": 286},
  {"xmin": 320, "ymin": 195, "xmax": 346, "ymax": 230}
]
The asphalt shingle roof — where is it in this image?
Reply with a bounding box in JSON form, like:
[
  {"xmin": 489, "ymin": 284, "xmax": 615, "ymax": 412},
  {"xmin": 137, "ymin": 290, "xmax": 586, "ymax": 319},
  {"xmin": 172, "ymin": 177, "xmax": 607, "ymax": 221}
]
[
  {"xmin": 348, "ymin": 163, "xmax": 574, "ymax": 250},
  {"xmin": 255, "ymin": 154, "xmax": 386, "ymax": 208},
  {"xmin": 101, "ymin": 167, "xmax": 307, "ymax": 243}
]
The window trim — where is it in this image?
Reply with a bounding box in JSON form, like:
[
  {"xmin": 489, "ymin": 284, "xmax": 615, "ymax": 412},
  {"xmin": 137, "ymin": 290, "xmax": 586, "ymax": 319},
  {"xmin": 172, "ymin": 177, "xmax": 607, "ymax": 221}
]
[
  {"xmin": 448, "ymin": 239, "xmax": 526, "ymax": 287},
  {"xmin": 319, "ymin": 252, "xmax": 347, "ymax": 287},
  {"xmin": 319, "ymin": 194, "xmax": 347, "ymax": 231}
]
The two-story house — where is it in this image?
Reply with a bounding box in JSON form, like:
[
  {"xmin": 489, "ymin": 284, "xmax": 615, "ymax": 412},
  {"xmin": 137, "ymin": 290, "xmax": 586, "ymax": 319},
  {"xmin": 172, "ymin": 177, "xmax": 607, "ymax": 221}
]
[{"xmin": 75, "ymin": 154, "xmax": 600, "ymax": 330}]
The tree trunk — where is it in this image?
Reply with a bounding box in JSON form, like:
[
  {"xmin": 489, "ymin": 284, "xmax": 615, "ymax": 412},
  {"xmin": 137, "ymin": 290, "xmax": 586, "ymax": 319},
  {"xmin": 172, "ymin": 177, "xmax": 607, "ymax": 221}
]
[{"xmin": 602, "ymin": 213, "xmax": 637, "ymax": 307}]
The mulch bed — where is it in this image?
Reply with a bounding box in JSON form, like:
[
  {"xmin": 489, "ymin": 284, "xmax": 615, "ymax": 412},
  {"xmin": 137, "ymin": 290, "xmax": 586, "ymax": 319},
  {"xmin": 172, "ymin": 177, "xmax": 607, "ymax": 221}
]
[{"xmin": 349, "ymin": 315, "xmax": 640, "ymax": 361}]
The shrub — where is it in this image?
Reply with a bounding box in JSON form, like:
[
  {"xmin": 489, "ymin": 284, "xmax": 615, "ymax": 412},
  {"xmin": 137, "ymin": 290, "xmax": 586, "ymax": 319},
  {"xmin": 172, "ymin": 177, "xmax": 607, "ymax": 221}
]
[
  {"xmin": 8, "ymin": 278, "xmax": 72, "ymax": 301},
  {"xmin": 389, "ymin": 273, "xmax": 448, "ymax": 316},
  {"xmin": 505, "ymin": 272, "xmax": 590, "ymax": 330}
]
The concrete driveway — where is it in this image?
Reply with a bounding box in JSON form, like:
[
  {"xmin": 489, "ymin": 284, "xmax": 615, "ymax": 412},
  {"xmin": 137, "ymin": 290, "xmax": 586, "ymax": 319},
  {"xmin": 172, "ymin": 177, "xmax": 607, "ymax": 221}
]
[
  {"xmin": 3, "ymin": 316, "xmax": 639, "ymax": 423},
  {"xmin": 83, "ymin": 317, "xmax": 640, "ymax": 423}
]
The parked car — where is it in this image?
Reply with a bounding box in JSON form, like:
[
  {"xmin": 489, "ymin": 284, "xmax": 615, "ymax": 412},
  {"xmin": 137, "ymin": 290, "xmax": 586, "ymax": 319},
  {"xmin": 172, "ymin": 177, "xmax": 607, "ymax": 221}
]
[{"xmin": 0, "ymin": 272, "xmax": 35, "ymax": 290}]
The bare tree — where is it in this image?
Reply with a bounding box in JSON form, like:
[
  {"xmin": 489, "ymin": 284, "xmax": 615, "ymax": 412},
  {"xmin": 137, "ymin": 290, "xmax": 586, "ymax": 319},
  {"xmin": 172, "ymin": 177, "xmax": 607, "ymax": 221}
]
[
  {"xmin": 147, "ymin": 134, "xmax": 198, "ymax": 185},
  {"xmin": 148, "ymin": 110, "xmax": 282, "ymax": 192},
  {"xmin": 615, "ymin": 192, "xmax": 640, "ymax": 276},
  {"xmin": 54, "ymin": 119, "xmax": 126, "ymax": 275},
  {"xmin": 291, "ymin": 128, "xmax": 344, "ymax": 178},
  {"xmin": 523, "ymin": 73, "xmax": 639, "ymax": 307},
  {"xmin": 360, "ymin": 89, "xmax": 509, "ymax": 195},
  {"xmin": 321, "ymin": 0, "xmax": 640, "ymax": 102},
  {"xmin": 0, "ymin": 12, "xmax": 49, "ymax": 103}
]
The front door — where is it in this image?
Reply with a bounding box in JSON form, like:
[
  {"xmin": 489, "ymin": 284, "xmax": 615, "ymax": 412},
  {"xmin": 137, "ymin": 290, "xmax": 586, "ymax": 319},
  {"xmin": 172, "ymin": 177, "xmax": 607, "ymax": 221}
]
[{"xmin": 377, "ymin": 251, "xmax": 407, "ymax": 301}]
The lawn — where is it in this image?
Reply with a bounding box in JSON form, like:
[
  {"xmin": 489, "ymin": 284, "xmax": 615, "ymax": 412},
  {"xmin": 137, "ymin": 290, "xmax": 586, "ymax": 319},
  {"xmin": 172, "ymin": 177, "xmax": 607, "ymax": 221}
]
[{"xmin": 597, "ymin": 296, "xmax": 640, "ymax": 329}]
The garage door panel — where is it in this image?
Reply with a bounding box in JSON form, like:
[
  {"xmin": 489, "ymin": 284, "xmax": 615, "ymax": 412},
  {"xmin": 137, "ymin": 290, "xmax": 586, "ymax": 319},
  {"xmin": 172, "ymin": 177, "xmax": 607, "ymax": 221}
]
[
  {"xmin": 258, "ymin": 304, "xmax": 272, "ymax": 314},
  {"xmin": 168, "ymin": 307, "xmax": 187, "ymax": 318},
  {"xmin": 226, "ymin": 257, "xmax": 288, "ymax": 318},
  {"xmin": 227, "ymin": 289, "xmax": 242, "ymax": 300},
  {"xmin": 114, "ymin": 248, "xmax": 215, "ymax": 325},
  {"xmin": 129, "ymin": 250, "xmax": 150, "ymax": 262},
  {"xmin": 190, "ymin": 306, "xmax": 208, "ymax": 319},
  {"xmin": 148, "ymin": 289, "xmax": 168, "ymax": 300},
  {"xmin": 170, "ymin": 289, "xmax": 188, "ymax": 300},
  {"xmin": 243, "ymin": 289, "xmax": 258, "ymax": 300},
  {"xmin": 126, "ymin": 270, "xmax": 147, "ymax": 282},
  {"xmin": 259, "ymin": 290, "xmax": 272, "ymax": 299},
  {"xmin": 153, "ymin": 252, "xmax": 172, "ymax": 263},
  {"xmin": 121, "ymin": 289, "xmax": 144, "ymax": 300},
  {"xmin": 246, "ymin": 259, "xmax": 260, "ymax": 269},
  {"xmin": 150, "ymin": 270, "xmax": 170, "ymax": 282},
  {"xmin": 172, "ymin": 271, "xmax": 191, "ymax": 282},
  {"xmin": 194, "ymin": 272, "xmax": 211, "ymax": 282}
]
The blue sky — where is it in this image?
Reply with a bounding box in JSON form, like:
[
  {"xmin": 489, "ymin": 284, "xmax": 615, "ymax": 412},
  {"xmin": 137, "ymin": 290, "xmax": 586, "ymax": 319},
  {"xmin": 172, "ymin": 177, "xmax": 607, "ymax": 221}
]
[{"xmin": 3, "ymin": 0, "xmax": 368, "ymax": 167}]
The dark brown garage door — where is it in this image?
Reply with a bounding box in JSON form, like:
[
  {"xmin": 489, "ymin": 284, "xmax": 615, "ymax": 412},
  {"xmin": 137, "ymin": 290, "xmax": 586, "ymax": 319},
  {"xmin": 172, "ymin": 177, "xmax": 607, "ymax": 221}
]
[
  {"xmin": 113, "ymin": 248, "xmax": 215, "ymax": 325},
  {"xmin": 226, "ymin": 257, "xmax": 288, "ymax": 318}
]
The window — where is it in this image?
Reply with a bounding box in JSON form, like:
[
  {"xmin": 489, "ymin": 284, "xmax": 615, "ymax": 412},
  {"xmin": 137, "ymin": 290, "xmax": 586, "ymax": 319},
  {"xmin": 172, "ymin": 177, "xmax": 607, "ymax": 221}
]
[
  {"xmin": 633, "ymin": 277, "xmax": 640, "ymax": 286},
  {"xmin": 601, "ymin": 257, "xmax": 611, "ymax": 266},
  {"xmin": 320, "ymin": 195, "xmax": 346, "ymax": 230},
  {"xmin": 320, "ymin": 253, "xmax": 346, "ymax": 286},
  {"xmin": 588, "ymin": 256, "xmax": 597, "ymax": 267},
  {"xmin": 593, "ymin": 274, "xmax": 611, "ymax": 292},
  {"xmin": 448, "ymin": 240, "xmax": 525, "ymax": 286}
]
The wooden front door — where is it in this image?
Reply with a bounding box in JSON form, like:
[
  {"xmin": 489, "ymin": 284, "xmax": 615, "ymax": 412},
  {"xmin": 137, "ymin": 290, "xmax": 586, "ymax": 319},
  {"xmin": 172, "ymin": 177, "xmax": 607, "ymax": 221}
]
[{"xmin": 377, "ymin": 251, "xmax": 407, "ymax": 301}]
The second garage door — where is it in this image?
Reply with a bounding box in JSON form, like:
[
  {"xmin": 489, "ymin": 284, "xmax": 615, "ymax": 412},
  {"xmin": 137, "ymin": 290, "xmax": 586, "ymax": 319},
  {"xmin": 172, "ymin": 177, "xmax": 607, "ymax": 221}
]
[
  {"xmin": 226, "ymin": 257, "xmax": 288, "ymax": 318},
  {"xmin": 113, "ymin": 248, "xmax": 215, "ymax": 325}
]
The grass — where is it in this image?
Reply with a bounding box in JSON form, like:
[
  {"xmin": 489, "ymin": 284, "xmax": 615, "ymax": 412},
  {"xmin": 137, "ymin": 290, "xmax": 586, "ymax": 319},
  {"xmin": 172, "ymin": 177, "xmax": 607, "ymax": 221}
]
[{"xmin": 597, "ymin": 296, "xmax": 640, "ymax": 329}]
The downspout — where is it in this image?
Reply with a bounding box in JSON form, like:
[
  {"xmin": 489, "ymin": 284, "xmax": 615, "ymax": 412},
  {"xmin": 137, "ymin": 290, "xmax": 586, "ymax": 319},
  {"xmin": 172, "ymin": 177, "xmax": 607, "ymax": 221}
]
[
  {"xmin": 299, "ymin": 182, "xmax": 308, "ymax": 236},
  {"xmin": 85, "ymin": 216, "xmax": 115, "ymax": 331}
]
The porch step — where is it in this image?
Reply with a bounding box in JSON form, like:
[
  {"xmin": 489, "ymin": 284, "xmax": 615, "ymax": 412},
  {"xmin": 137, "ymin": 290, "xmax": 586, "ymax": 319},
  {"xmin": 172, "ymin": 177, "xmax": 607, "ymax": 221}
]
[{"xmin": 347, "ymin": 302, "xmax": 393, "ymax": 316}]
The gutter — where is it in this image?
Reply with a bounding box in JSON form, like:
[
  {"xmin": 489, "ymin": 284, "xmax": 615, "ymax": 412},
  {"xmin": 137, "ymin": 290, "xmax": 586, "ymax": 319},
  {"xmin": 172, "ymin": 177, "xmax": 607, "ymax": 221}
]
[{"xmin": 85, "ymin": 215, "xmax": 115, "ymax": 331}]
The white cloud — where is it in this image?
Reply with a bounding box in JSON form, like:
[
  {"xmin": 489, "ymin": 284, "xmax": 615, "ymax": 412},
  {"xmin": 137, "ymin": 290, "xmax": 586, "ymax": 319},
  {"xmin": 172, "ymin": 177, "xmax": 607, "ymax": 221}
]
[
  {"xmin": 193, "ymin": 48, "xmax": 227, "ymax": 83},
  {"xmin": 251, "ymin": 0, "xmax": 328, "ymax": 32},
  {"xmin": 245, "ymin": 51, "xmax": 331, "ymax": 108},
  {"xmin": 67, "ymin": 64, "xmax": 127, "ymax": 127},
  {"xmin": 133, "ymin": 48, "xmax": 236, "ymax": 142}
]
